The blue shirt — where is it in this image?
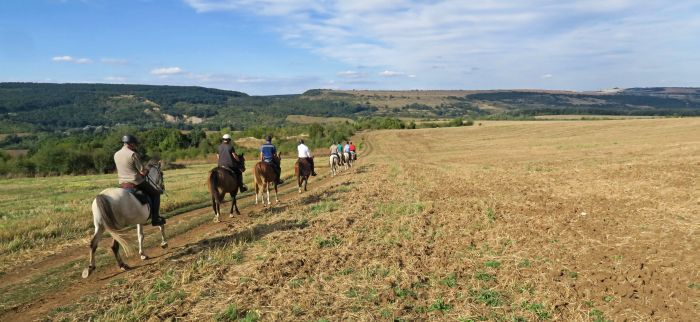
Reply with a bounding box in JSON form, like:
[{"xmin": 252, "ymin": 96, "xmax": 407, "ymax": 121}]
[{"xmin": 260, "ymin": 143, "xmax": 276, "ymax": 160}]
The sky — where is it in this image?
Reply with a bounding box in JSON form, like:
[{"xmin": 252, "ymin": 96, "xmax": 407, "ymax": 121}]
[{"xmin": 0, "ymin": 0, "xmax": 699, "ymax": 95}]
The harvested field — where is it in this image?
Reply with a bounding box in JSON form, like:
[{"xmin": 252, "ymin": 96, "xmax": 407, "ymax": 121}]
[
  {"xmin": 286, "ymin": 115, "xmax": 353, "ymax": 124},
  {"xmin": 1, "ymin": 119, "xmax": 698, "ymax": 321}
]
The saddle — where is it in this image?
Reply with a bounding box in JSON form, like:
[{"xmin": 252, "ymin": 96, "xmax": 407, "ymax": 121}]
[{"xmin": 119, "ymin": 183, "xmax": 151, "ymax": 205}]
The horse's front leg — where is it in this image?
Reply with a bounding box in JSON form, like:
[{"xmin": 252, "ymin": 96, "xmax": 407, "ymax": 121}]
[
  {"xmin": 266, "ymin": 183, "xmax": 271, "ymax": 206},
  {"xmin": 233, "ymin": 195, "xmax": 241, "ymax": 216},
  {"xmin": 274, "ymin": 183, "xmax": 279, "ymax": 203},
  {"xmin": 158, "ymin": 225, "xmax": 168, "ymax": 248},
  {"xmin": 82, "ymin": 224, "xmax": 104, "ymax": 278},
  {"xmin": 137, "ymin": 224, "xmax": 148, "ymax": 260}
]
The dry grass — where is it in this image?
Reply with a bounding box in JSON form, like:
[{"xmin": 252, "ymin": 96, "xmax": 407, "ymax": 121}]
[
  {"xmin": 286, "ymin": 115, "xmax": 353, "ymax": 124},
  {"xmin": 6, "ymin": 119, "xmax": 700, "ymax": 321}
]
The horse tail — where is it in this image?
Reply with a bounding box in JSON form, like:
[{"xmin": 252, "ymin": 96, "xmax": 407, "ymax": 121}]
[
  {"xmin": 94, "ymin": 194, "xmax": 132, "ymax": 257},
  {"xmin": 253, "ymin": 162, "xmax": 263, "ymax": 193},
  {"xmin": 208, "ymin": 169, "xmax": 220, "ymax": 202}
]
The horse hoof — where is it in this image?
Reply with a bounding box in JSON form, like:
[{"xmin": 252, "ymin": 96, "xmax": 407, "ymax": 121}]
[
  {"xmin": 214, "ymin": 218, "xmax": 220, "ymax": 223},
  {"xmin": 161, "ymin": 242, "xmax": 168, "ymax": 249},
  {"xmin": 140, "ymin": 254, "xmax": 149, "ymax": 260},
  {"xmin": 119, "ymin": 264, "xmax": 131, "ymax": 271},
  {"xmin": 82, "ymin": 267, "xmax": 94, "ymax": 278}
]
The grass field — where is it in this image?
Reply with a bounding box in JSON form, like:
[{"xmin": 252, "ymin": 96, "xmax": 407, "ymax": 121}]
[
  {"xmin": 1, "ymin": 118, "xmax": 698, "ymax": 321},
  {"xmin": 0, "ymin": 159, "xmax": 298, "ymax": 272}
]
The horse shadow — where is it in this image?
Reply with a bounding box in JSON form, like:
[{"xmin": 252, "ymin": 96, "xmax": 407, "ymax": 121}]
[
  {"xmin": 299, "ymin": 194, "xmax": 322, "ymax": 205},
  {"xmin": 168, "ymin": 219, "xmax": 309, "ymax": 261}
]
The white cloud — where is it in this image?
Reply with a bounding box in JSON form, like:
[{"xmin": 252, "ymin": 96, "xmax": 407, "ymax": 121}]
[
  {"xmin": 150, "ymin": 67, "xmax": 184, "ymax": 76},
  {"xmin": 379, "ymin": 70, "xmax": 405, "ymax": 77},
  {"xmin": 183, "ymin": 0, "xmax": 700, "ymax": 90},
  {"xmin": 101, "ymin": 58, "xmax": 129, "ymax": 65},
  {"xmin": 51, "ymin": 55, "xmax": 93, "ymax": 64},
  {"xmin": 541, "ymin": 74, "xmax": 553, "ymax": 79},
  {"xmin": 104, "ymin": 76, "xmax": 127, "ymax": 82},
  {"xmin": 52, "ymin": 55, "xmax": 73, "ymax": 62},
  {"xmin": 336, "ymin": 70, "xmax": 365, "ymax": 78}
]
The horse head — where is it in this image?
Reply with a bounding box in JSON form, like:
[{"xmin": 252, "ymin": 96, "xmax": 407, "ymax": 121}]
[{"xmin": 146, "ymin": 159, "xmax": 165, "ymax": 193}]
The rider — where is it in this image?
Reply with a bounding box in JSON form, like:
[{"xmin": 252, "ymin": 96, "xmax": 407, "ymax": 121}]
[
  {"xmin": 349, "ymin": 141, "xmax": 357, "ymax": 160},
  {"xmin": 329, "ymin": 141, "xmax": 339, "ymax": 158},
  {"xmin": 297, "ymin": 139, "xmax": 317, "ymax": 176},
  {"xmin": 336, "ymin": 141, "xmax": 344, "ymax": 164},
  {"xmin": 114, "ymin": 134, "xmax": 165, "ymax": 226},
  {"xmin": 260, "ymin": 135, "xmax": 283, "ymax": 184},
  {"xmin": 217, "ymin": 134, "xmax": 248, "ymax": 192},
  {"xmin": 343, "ymin": 141, "xmax": 351, "ymax": 157}
]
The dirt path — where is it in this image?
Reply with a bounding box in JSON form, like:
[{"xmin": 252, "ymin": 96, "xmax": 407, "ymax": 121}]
[{"xmin": 0, "ymin": 144, "xmax": 371, "ymax": 321}]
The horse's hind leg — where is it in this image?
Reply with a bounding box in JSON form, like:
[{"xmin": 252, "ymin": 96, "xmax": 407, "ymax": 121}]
[
  {"xmin": 158, "ymin": 225, "xmax": 168, "ymax": 248},
  {"xmin": 232, "ymin": 194, "xmax": 242, "ymax": 216},
  {"xmin": 212, "ymin": 195, "xmax": 220, "ymax": 223},
  {"xmin": 274, "ymin": 184, "xmax": 279, "ymax": 203},
  {"xmin": 137, "ymin": 224, "xmax": 148, "ymax": 260},
  {"xmin": 111, "ymin": 239, "xmax": 130, "ymax": 271},
  {"xmin": 82, "ymin": 224, "xmax": 104, "ymax": 278},
  {"xmin": 266, "ymin": 183, "xmax": 271, "ymax": 206}
]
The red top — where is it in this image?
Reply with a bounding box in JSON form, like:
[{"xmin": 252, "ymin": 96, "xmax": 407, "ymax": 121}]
[{"xmin": 349, "ymin": 144, "xmax": 356, "ymax": 151}]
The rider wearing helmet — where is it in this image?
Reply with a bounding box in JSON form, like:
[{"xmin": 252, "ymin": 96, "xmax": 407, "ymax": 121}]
[
  {"xmin": 297, "ymin": 139, "xmax": 317, "ymax": 176},
  {"xmin": 217, "ymin": 134, "xmax": 248, "ymax": 192},
  {"xmin": 114, "ymin": 134, "xmax": 165, "ymax": 226},
  {"xmin": 260, "ymin": 135, "xmax": 283, "ymax": 184}
]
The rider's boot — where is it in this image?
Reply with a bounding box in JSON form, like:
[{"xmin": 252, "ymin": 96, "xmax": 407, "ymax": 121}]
[
  {"xmin": 150, "ymin": 197, "xmax": 165, "ymax": 226},
  {"xmin": 276, "ymin": 167, "xmax": 284, "ymax": 184},
  {"xmin": 238, "ymin": 171, "xmax": 248, "ymax": 192}
]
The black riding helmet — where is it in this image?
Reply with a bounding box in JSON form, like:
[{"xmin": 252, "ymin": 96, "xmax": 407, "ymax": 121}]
[{"xmin": 122, "ymin": 134, "xmax": 138, "ymax": 145}]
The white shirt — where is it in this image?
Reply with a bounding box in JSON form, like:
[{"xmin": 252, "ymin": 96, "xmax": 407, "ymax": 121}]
[{"xmin": 298, "ymin": 143, "xmax": 312, "ymax": 158}]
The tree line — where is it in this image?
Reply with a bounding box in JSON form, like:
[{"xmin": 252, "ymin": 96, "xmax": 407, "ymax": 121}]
[{"xmin": 0, "ymin": 117, "xmax": 468, "ymax": 177}]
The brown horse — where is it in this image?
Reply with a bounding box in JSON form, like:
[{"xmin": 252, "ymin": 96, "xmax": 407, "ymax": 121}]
[
  {"xmin": 294, "ymin": 158, "xmax": 311, "ymax": 193},
  {"xmin": 207, "ymin": 154, "xmax": 246, "ymax": 223},
  {"xmin": 253, "ymin": 156, "xmax": 280, "ymax": 207}
]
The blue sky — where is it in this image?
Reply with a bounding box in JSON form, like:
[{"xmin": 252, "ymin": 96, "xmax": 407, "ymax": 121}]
[{"xmin": 1, "ymin": 0, "xmax": 699, "ymax": 95}]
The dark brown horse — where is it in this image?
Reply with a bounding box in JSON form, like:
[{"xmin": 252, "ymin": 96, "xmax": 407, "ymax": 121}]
[
  {"xmin": 207, "ymin": 154, "xmax": 246, "ymax": 223},
  {"xmin": 294, "ymin": 158, "xmax": 312, "ymax": 193},
  {"xmin": 253, "ymin": 156, "xmax": 280, "ymax": 206}
]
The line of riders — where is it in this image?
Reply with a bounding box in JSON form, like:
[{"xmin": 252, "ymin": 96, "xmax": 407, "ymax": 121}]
[{"xmin": 114, "ymin": 134, "xmax": 357, "ymax": 226}]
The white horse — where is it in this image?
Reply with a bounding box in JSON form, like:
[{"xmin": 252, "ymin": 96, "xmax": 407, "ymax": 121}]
[
  {"xmin": 83, "ymin": 161, "xmax": 168, "ymax": 278},
  {"xmin": 343, "ymin": 152, "xmax": 352, "ymax": 169},
  {"xmin": 329, "ymin": 154, "xmax": 340, "ymax": 176}
]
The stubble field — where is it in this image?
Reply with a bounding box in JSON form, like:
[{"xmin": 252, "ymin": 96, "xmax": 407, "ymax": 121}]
[{"xmin": 1, "ymin": 118, "xmax": 698, "ymax": 321}]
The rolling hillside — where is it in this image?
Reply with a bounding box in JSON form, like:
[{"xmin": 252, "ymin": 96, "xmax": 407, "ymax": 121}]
[{"xmin": 1, "ymin": 83, "xmax": 699, "ymax": 134}]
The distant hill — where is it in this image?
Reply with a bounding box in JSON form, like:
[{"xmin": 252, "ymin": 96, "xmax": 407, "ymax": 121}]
[
  {"xmin": 1, "ymin": 83, "xmax": 698, "ymax": 133},
  {"xmin": 306, "ymin": 87, "xmax": 700, "ymax": 118}
]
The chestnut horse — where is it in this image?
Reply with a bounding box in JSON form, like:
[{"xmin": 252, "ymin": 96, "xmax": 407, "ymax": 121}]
[
  {"xmin": 294, "ymin": 158, "xmax": 312, "ymax": 193},
  {"xmin": 253, "ymin": 156, "xmax": 280, "ymax": 206},
  {"xmin": 207, "ymin": 154, "xmax": 246, "ymax": 223}
]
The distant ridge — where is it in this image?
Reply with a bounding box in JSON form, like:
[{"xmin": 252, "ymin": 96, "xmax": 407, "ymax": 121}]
[{"xmin": 1, "ymin": 83, "xmax": 698, "ymax": 133}]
